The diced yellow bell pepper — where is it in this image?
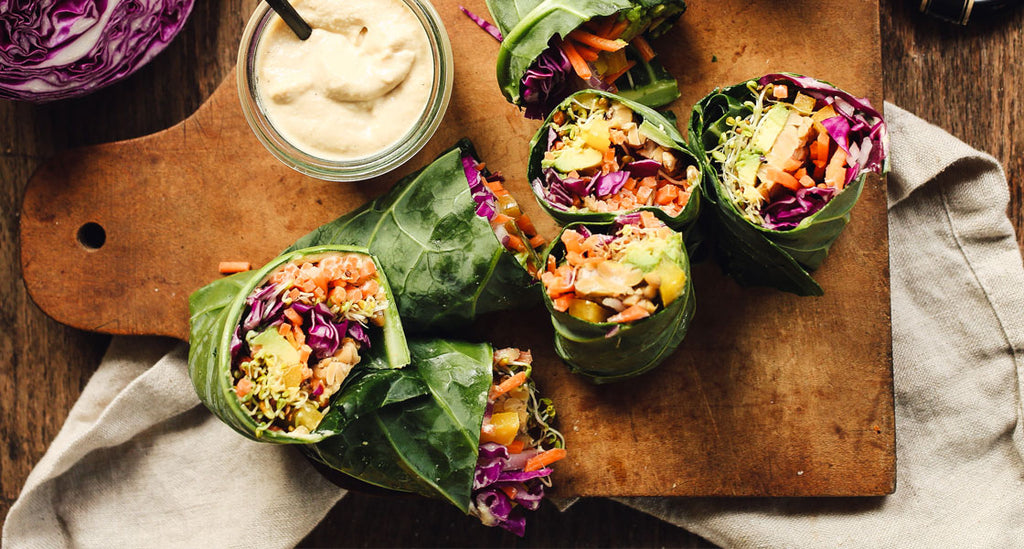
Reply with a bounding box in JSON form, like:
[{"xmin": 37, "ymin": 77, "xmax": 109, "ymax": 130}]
[
  {"xmin": 293, "ymin": 402, "xmax": 324, "ymax": 432},
  {"xmin": 653, "ymin": 261, "xmax": 687, "ymax": 306},
  {"xmin": 569, "ymin": 298, "xmax": 610, "ymax": 324},
  {"xmin": 480, "ymin": 411, "xmax": 520, "ymax": 446},
  {"xmin": 793, "ymin": 92, "xmax": 816, "ymax": 113},
  {"xmin": 580, "ymin": 119, "xmax": 612, "ymax": 153}
]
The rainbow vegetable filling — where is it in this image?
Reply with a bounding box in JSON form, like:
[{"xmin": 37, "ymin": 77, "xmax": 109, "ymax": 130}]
[
  {"xmin": 230, "ymin": 253, "xmax": 389, "ymax": 436},
  {"xmin": 463, "ymin": 155, "xmax": 547, "ymax": 277},
  {"xmin": 470, "ymin": 348, "xmax": 565, "ymax": 537},
  {"xmin": 535, "ymin": 93, "xmax": 699, "ymax": 218},
  {"xmin": 541, "ymin": 212, "xmax": 686, "ymax": 324},
  {"xmin": 711, "ymin": 74, "xmax": 888, "ymax": 230}
]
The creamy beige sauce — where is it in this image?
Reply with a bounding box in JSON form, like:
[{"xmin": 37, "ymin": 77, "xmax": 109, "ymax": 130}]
[{"xmin": 255, "ymin": 0, "xmax": 432, "ymax": 160}]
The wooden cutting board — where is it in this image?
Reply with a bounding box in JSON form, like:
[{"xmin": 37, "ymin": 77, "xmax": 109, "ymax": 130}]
[{"xmin": 20, "ymin": 0, "xmax": 892, "ymax": 497}]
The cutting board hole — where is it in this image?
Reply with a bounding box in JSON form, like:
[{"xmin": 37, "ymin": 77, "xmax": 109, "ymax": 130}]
[{"xmin": 77, "ymin": 222, "xmax": 106, "ymax": 251}]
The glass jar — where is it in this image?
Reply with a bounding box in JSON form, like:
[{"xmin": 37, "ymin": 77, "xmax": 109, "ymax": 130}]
[{"xmin": 237, "ymin": 0, "xmax": 453, "ymax": 181}]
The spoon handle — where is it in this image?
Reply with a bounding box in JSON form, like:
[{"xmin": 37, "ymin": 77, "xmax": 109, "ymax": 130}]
[{"xmin": 265, "ymin": 0, "xmax": 312, "ymax": 40}]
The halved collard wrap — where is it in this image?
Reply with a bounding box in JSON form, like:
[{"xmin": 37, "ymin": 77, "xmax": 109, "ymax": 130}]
[
  {"xmin": 539, "ymin": 212, "xmax": 695, "ymax": 382},
  {"xmin": 529, "ymin": 90, "xmax": 702, "ymax": 233},
  {"xmin": 486, "ymin": 0, "xmax": 687, "ymax": 118},
  {"xmin": 305, "ymin": 339, "xmax": 566, "ymax": 537},
  {"xmin": 188, "ymin": 246, "xmax": 409, "ymax": 443},
  {"xmin": 689, "ymin": 73, "xmax": 889, "ymax": 296},
  {"xmin": 288, "ymin": 140, "xmax": 545, "ymax": 331}
]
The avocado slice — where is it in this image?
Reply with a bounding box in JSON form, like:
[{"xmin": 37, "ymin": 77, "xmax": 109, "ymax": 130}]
[
  {"xmin": 751, "ymin": 103, "xmax": 791, "ymax": 153},
  {"xmin": 735, "ymin": 150, "xmax": 762, "ymax": 189},
  {"xmin": 552, "ymin": 146, "xmax": 604, "ymax": 173}
]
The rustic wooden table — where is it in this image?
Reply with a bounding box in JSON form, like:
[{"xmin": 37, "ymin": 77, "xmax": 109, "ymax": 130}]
[{"xmin": 2, "ymin": 0, "xmax": 1022, "ymax": 546}]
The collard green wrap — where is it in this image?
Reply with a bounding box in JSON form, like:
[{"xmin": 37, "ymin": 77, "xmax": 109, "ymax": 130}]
[
  {"xmin": 288, "ymin": 140, "xmax": 540, "ymax": 331},
  {"xmin": 489, "ymin": 0, "xmax": 686, "ymax": 115},
  {"xmin": 528, "ymin": 89, "xmax": 702, "ymax": 233},
  {"xmin": 689, "ymin": 73, "xmax": 888, "ymax": 296},
  {"xmin": 187, "ymin": 245, "xmax": 409, "ymax": 444},
  {"xmin": 541, "ymin": 220, "xmax": 695, "ymax": 383},
  {"xmin": 304, "ymin": 338, "xmax": 492, "ymax": 511}
]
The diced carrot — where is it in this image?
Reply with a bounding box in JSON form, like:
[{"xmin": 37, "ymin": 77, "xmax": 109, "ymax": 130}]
[
  {"xmin": 566, "ymin": 251, "xmax": 585, "ymax": 266},
  {"xmin": 561, "ymin": 40, "xmax": 592, "ymax": 79},
  {"xmin": 641, "ymin": 176, "xmax": 658, "ymax": 188},
  {"xmin": 490, "ymin": 214, "xmax": 512, "ymax": 228},
  {"xmin": 655, "ymin": 184, "xmax": 678, "ymax": 205},
  {"xmin": 524, "ymin": 448, "xmax": 568, "ymax": 472},
  {"xmin": 542, "ymin": 266, "xmax": 574, "ymax": 296},
  {"xmin": 799, "ymin": 175, "xmax": 817, "ymax": 188},
  {"xmin": 284, "ymin": 308, "xmax": 303, "ymax": 327},
  {"xmin": 676, "ymin": 190, "xmax": 690, "ymax": 207},
  {"xmin": 490, "ymin": 371, "xmax": 528, "ymax": 400},
  {"xmin": 287, "ymin": 288, "xmax": 301, "ymax": 301},
  {"xmin": 636, "ymin": 185, "xmax": 654, "ymax": 204},
  {"xmin": 529, "ymin": 234, "xmax": 547, "ymax": 249},
  {"xmin": 278, "ymin": 323, "xmax": 291, "ymax": 337},
  {"xmin": 552, "ymin": 294, "xmax": 573, "ymax": 312},
  {"xmin": 561, "ymin": 230, "xmax": 585, "ymax": 254},
  {"xmin": 485, "ymin": 180, "xmax": 510, "ymax": 197},
  {"xmin": 813, "ymin": 131, "xmax": 831, "ymax": 168},
  {"xmin": 773, "ymin": 84, "xmax": 789, "ymax": 99},
  {"xmin": 234, "ymin": 377, "xmax": 253, "ymax": 398},
  {"xmin": 824, "ymin": 147, "xmax": 849, "ymax": 190},
  {"xmin": 609, "ymin": 129, "xmax": 627, "ymax": 146},
  {"xmin": 764, "ymin": 166, "xmax": 801, "ymax": 191},
  {"xmin": 507, "ymin": 439, "xmax": 525, "ymax": 454},
  {"xmin": 568, "ymin": 29, "xmax": 627, "ymax": 52},
  {"xmin": 602, "ymin": 59, "xmax": 636, "ymax": 85},
  {"xmin": 299, "ymin": 346, "xmax": 311, "ymax": 365},
  {"xmin": 547, "ymin": 255, "xmax": 557, "ymax": 273},
  {"xmin": 218, "ymin": 261, "xmax": 251, "ymax": 274},
  {"xmin": 639, "ymin": 211, "xmax": 659, "ymax": 229},
  {"xmin": 328, "ymin": 286, "xmax": 345, "ymax": 305},
  {"xmin": 607, "ymin": 304, "xmax": 651, "ymax": 324},
  {"xmin": 794, "ymin": 168, "xmax": 808, "ymax": 180},
  {"xmin": 359, "ymin": 279, "xmax": 379, "ymax": 298},
  {"xmin": 631, "ymin": 35, "xmax": 655, "ymax": 62},
  {"xmin": 506, "ymin": 235, "xmax": 527, "ymax": 253}
]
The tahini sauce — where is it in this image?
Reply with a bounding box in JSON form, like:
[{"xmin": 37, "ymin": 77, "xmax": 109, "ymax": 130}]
[{"xmin": 255, "ymin": 0, "xmax": 432, "ymax": 160}]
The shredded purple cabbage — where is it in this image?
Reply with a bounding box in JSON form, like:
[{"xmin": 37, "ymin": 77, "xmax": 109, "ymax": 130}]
[
  {"xmin": 535, "ymin": 167, "xmax": 630, "ymax": 211},
  {"xmin": 462, "ymin": 155, "xmax": 497, "ymax": 220},
  {"xmin": 521, "ymin": 37, "xmax": 574, "ymax": 120},
  {"xmin": 470, "ymin": 440, "xmax": 554, "ymax": 537},
  {"xmin": 624, "ymin": 159, "xmax": 661, "ymax": 178},
  {"xmin": 593, "ymin": 171, "xmax": 629, "ymax": 196},
  {"xmin": 459, "ymin": 6, "xmax": 503, "ymax": 41},
  {"xmin": 761, "ymin": 186, "xmax": 837, "ymax": 230},
  {"xmin": 757, "ymin": 73, "xmax": 888, "ymax": 184}
]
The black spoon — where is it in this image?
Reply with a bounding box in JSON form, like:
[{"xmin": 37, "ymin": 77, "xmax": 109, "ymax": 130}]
[{"xmin": 265, "ymin": 0, "xmax": 312, "ymax": 39}]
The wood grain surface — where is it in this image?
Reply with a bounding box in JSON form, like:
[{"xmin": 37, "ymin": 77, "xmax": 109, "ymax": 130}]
[
  {"xmin": 17, "ymin": 0, "xmax": 892, "ymax": 501},
  {"xmin": 2, "ymin": 0, "xmax": 1022, "ymax": 546}
]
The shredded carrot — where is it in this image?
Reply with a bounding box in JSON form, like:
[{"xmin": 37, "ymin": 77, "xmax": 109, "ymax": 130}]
[
  {"xmin": 234, "ymin": 378, "xmax": 253, "ymax": 398},
  {"xmin": 218, "ymin": 261, "xmax": 251, "ymax": 274},
  {"xmin": 631, "ymin": 35, "xmax": 655, "ymax": 62},
  {"xmin": 529, "ymin": 234, "xmax": 547, "ymax": 249},
  {"xmin": 500, "ymin": 485, "xmax": 519, "ymax": 500},
  {"xmin": 490, "ymin": 213, "xmax": 513, "ymax": 228},
  {"xmin": 524, "ymin": 448, "xmax": 567, "ymax": 472},
  {"xmin": 575, "ymin": 43, "xmax": 600, "ymax": 61},
  {"xmin": 485, "ymin": 180, "xmax": 510, "ymax": 197},
  {"xmin": 506, "ymin": 235, "xmax": 526, "ymax": 253},
  {"xmin": 561, "ymin": 40, "xmax": 592, "ymax": 79},
  {"xmin": 491, "ymin": 371, "xmax": 528, "ymax": 400},
  {"xmin": 569, "ymin": 29, "xmax": 626, "ymax": 52},
  {"xmin": 507, "ymin": 439, "xmax": 525, "ymax": 454},
  {"xmin": 298, "ymin": 346, "xmax": 311, "ymax": 365},
  {"xmin": 516, "ymin": 215, "xmax": 538, "ymax": 236},
  {"xmin": 764, "ymin": 166, "xmax": 801, "ymax": 191},
  {"xmin": 284, "ymin": 308, "xmax": 303, "ymax": 327},
  {"xmin": 606, "ymin": 18, "xmax": 630, "ymax": 40},
  {"xmin": 607, "ymin": 304, "xmax": 651, "ymax": 324},
  {"xmin": 603, "ymin": 59, "xmax": 636, "ymax": 85}
]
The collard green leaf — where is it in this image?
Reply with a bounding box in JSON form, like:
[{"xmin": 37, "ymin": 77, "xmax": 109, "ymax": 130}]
[
  {"xmin": 287, "ymin": 141, "xmax": 540, "ymax": 332},
  {"xmin": 486, "ymin": 0, "xmax": 545, "ymax": 39},
  {"xmin": 187, "ymin": 246, "xmax": 409, "ymax": 444},
  {"xmin": 304, "ymin": 339, "xmax": 493, "ymax": 512},
  {"xmin": 540, "ymin": 221, "xmax": 695, "ymax": 383},
  {"xmin": 494, "ymin": 0, "xmax": 686, "ymax": 107},
  {"xmin": 689, "ymin": 76, "xmax": 876, "ymax": 296},
  {"xmin": 614, "ymin": 46, "xmax": 681, "ymax": 108},
  {"xmin": 527, "ymin": 89, "xmax": 702, "ymax": 233}
]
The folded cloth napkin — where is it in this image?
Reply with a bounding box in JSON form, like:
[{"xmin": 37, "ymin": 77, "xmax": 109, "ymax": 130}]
[{"xmin": 5, "ymin": 103, "xmax": 1023, "ymax": 547}]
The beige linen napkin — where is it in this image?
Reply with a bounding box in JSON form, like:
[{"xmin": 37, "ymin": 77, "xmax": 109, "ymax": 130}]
[{"xmin": 5, "ymin": 103, "xmax": 1024, "ymax": 547}]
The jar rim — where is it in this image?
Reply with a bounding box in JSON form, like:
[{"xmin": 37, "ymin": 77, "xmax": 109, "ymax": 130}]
[{"xmin": 237, "ymin": 0, "xmax": 454, "ymax": 182}]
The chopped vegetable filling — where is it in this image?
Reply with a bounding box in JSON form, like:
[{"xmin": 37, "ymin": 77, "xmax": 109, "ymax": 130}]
[
  {"xmin": 535, "ymin": 93, "xmax": 699, "ymax": 218},
  {"xmin": 711, "ymin": 77, "xmax": 885, "ymax": 230},
  {"xmin": 470, "ymin": 348, "xmax": 565, "ymax": 537},
  {"xmin": 463, "ymin": 155, "xmax": 547, "ymax": 277},
  {"xmin": 542, "ymin": 212, "xmax": 686, "ymax": 324},
  {"xmin": 230, "ymin": 253, "xmax": 389, "ymax": 436}
]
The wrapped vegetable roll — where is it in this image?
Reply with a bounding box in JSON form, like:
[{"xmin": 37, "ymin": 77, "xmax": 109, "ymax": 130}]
[
  {"xmin": 305, "ymin": 339, "xmax": 566, "ymax": 537},
  {"xmin": 289, "ymin": 140, "xmax": 545, "ymax": 330},
  {"xmin": 539, "ymin": 212, "xmax": 695, "ymax": 382},
  {"xmin": 689, "ymin": 73, "xmax": 889, "ymax": 296},
  {"xmin": 529, "ymin": 90, "xmax": 702, "ymax": 232},
  {"xmin": 487, "ymin": 0, "xmax": 687, "ymax": 118},
  {"xmin": 188, "ymin": 246, "xmax": 409, "ymax": 443}
]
